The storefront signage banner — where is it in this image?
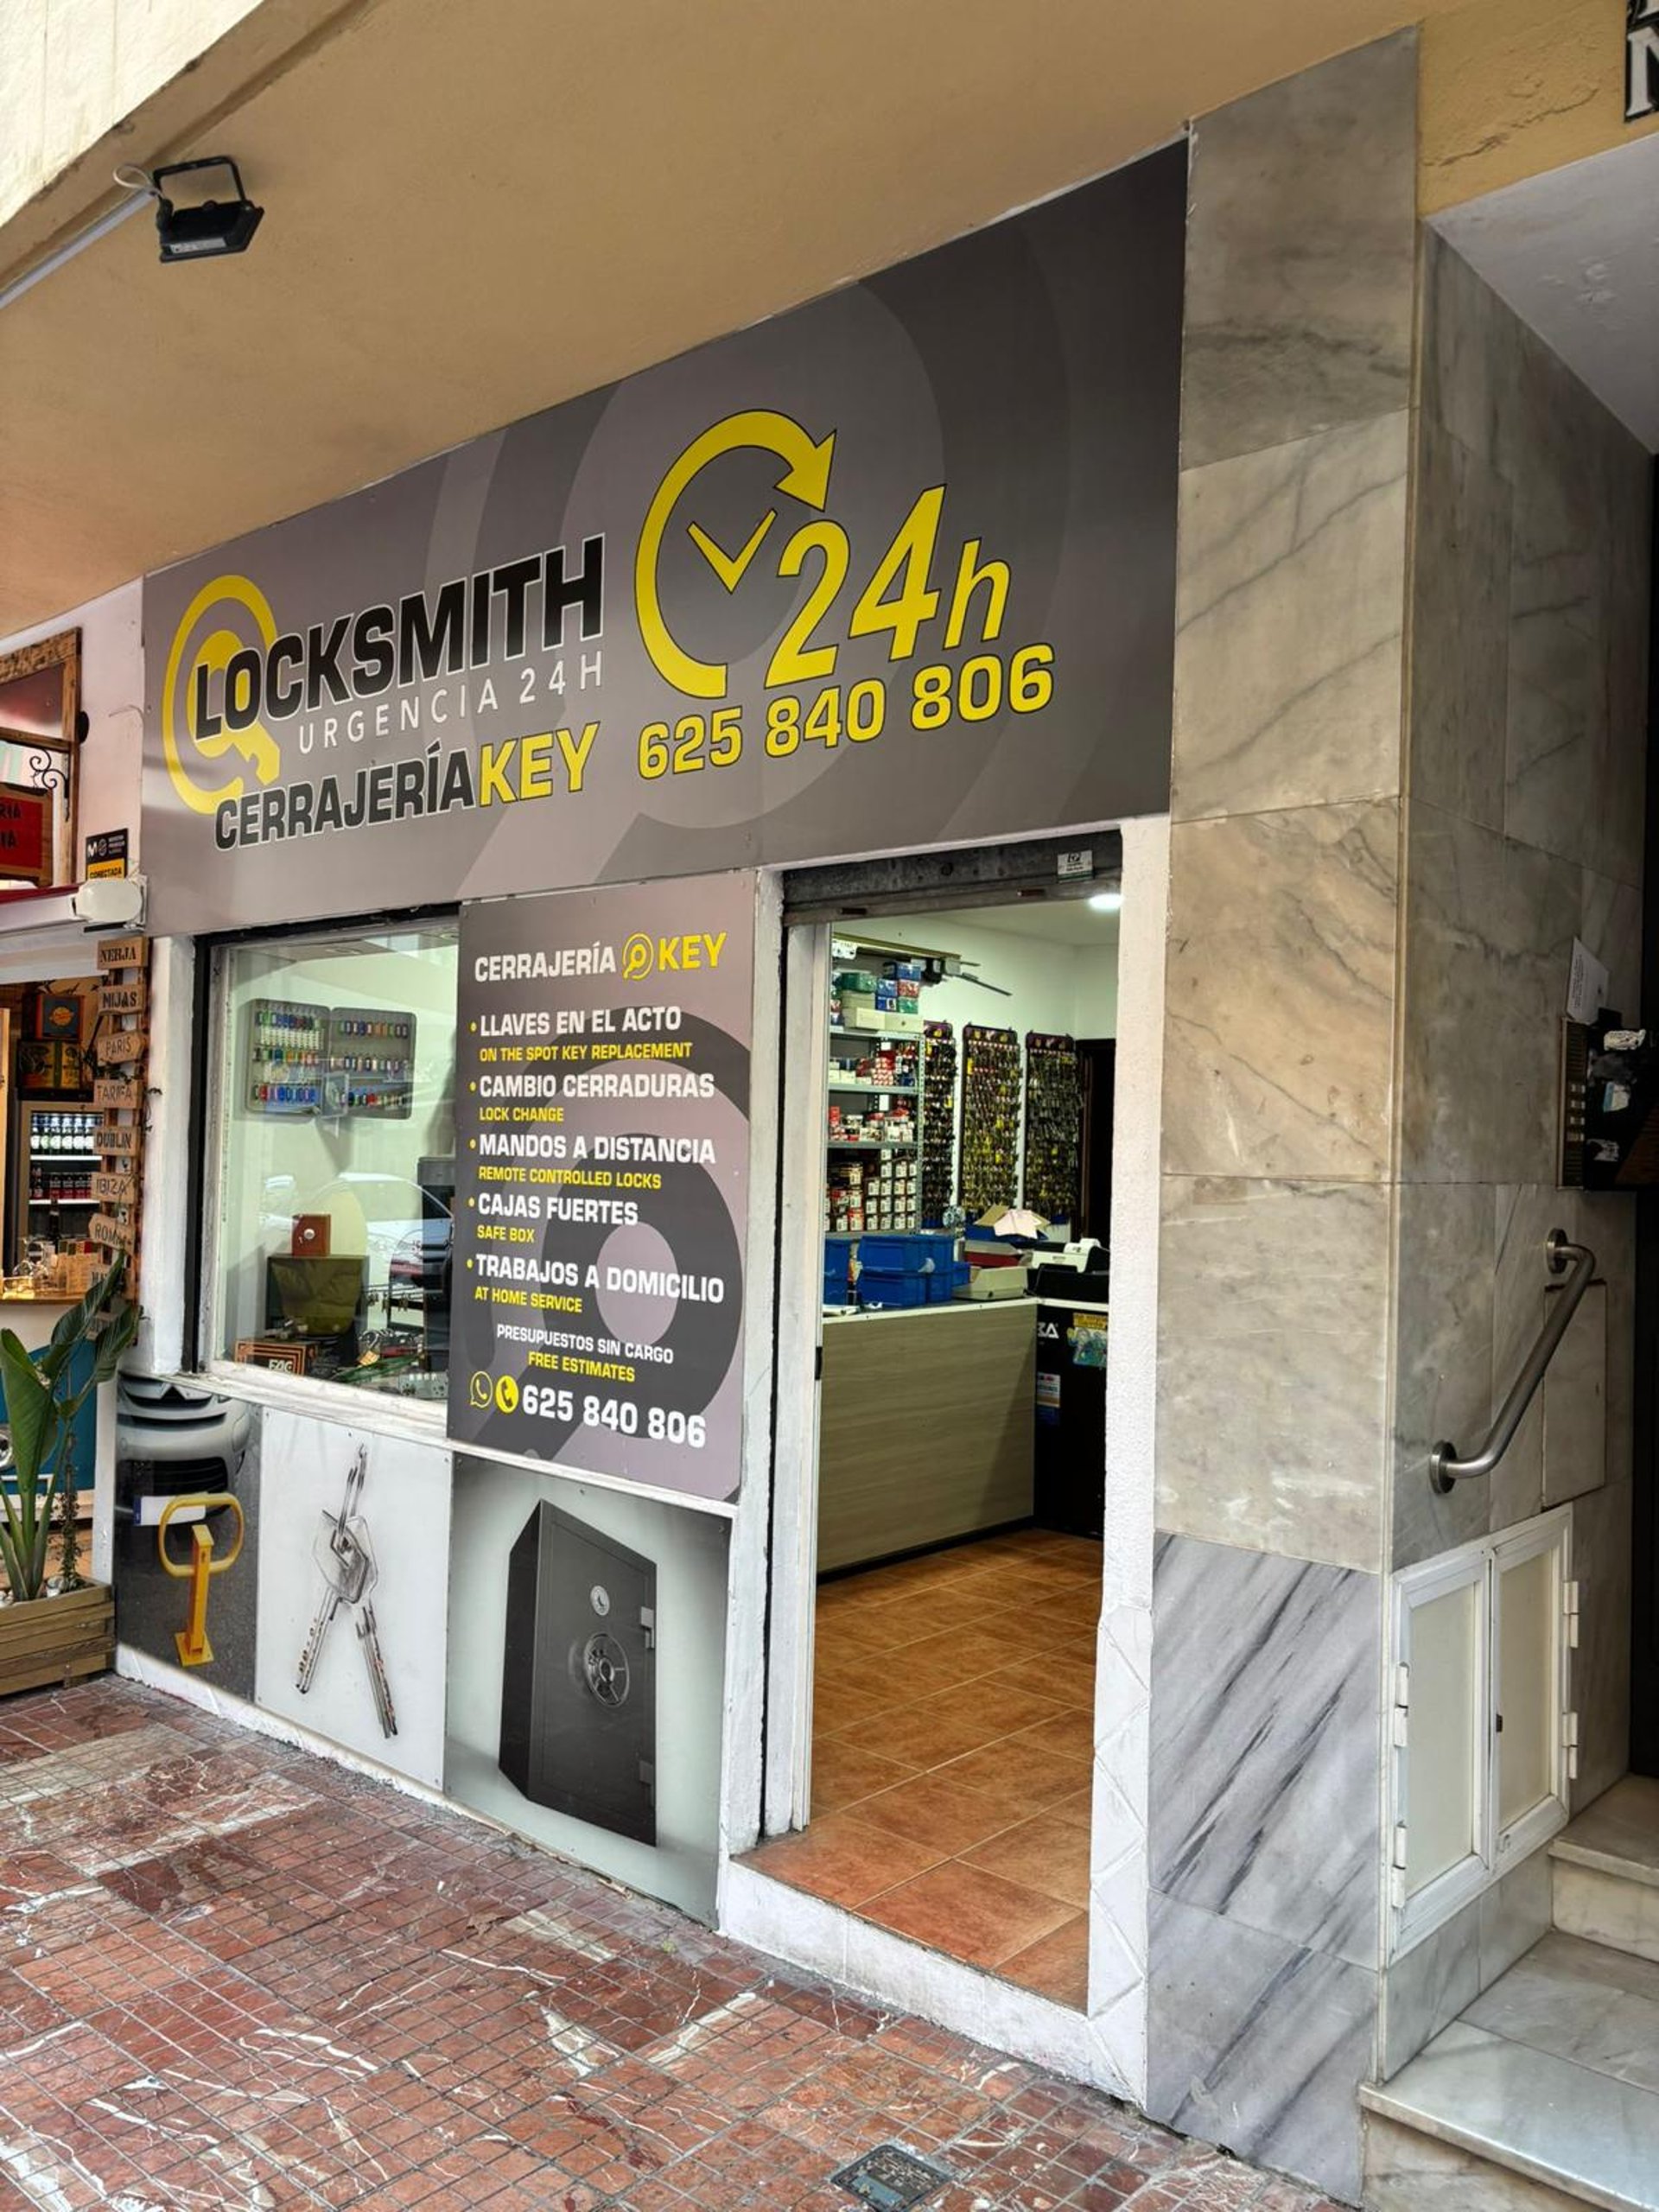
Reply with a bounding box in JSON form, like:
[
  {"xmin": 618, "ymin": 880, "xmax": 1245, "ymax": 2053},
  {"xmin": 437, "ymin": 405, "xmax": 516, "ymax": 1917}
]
[
  {"xmin": 140, "ymin": 147, "xmax": 1185, "ymax": 936},
  {"xmin": 449, "ymin": 874, "xmax": 752, "ymax": 1504}
]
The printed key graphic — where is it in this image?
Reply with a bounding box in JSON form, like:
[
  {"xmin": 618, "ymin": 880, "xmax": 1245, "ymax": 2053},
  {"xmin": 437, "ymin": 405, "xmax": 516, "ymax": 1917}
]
[{"xmin": 295, "ymin": 1445, "xmax": 397, "ymax": 1737}]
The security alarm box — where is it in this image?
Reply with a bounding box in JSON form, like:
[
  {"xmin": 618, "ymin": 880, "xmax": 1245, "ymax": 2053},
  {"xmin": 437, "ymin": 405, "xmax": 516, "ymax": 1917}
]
[{"xmin": 499, "ymin": 1501, "xmax": 658, "ymax": 1845}]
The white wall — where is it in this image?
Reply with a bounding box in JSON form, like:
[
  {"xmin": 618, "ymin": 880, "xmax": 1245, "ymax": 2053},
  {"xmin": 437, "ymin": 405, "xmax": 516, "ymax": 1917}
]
[{"xmin": 0, "ymin": 0, "xmax": 263, "ymax": 231}]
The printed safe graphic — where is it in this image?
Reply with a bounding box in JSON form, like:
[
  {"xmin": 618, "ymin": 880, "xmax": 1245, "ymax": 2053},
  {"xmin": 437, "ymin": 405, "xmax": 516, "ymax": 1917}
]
[{"xmin": 499, "ymin": 1500, "xmax": 658, "ymax": 1845}]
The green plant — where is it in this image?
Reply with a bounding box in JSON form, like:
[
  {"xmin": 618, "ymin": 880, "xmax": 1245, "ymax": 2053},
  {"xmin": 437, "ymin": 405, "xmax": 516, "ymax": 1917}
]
[{"xmin": 0, "ymin": 1260, "xmax": 138, "ymax": 1604}]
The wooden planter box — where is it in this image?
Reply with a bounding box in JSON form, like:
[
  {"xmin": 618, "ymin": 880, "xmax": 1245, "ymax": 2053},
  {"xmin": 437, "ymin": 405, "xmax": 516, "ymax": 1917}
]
[{"xmin": 0, "ymin": 1583, "xmax": 113, "ymax": 1697}]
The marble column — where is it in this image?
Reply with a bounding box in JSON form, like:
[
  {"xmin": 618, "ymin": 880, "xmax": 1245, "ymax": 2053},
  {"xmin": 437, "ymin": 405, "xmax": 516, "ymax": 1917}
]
[{"xmin": 1143, "ymin": 32, "xmax": 1416, "ymax": 2204}]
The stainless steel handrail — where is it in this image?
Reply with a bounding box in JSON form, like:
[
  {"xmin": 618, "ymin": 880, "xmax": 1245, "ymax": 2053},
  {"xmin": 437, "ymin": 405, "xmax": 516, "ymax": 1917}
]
[{"xmin": 1430, "ymin": 1229, "xmax": 1596, "ymax": 1495}]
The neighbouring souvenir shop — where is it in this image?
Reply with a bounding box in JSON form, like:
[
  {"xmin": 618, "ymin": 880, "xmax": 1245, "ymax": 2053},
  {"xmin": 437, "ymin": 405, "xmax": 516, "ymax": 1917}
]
[
  {"xmin": 0, "ymin": 626, "xmax": 150, "ymax": 1604},
  {"xmin": 114, "ymin": 137, "xmax": 1183, "ymax": 2026}
]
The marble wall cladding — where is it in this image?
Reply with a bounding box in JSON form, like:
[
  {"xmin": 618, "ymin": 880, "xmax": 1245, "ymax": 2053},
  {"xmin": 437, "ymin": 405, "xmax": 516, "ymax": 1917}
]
[
  {"xmin": 1416, "ymin": 232, "xmax": 1652, "ymax": 893},
  {"xmin": 1171, "ymin": 412, "xmax": 1408, "ymax": 821},
  {"xmin": 1363, "ymin": 2111, "xmax": 1587, "ymax": 2212},
  {"xmin": 1380, "ymin": 1847, "xmax": 1553, "ymax": 2082},
  {"xmin": 1162, "ymin": 800, "xmax": 1398, "ymax": 1182},
  {"xmin": 1147, "ymin": 1889, "xmax": 1376, "ymax": 2201},
  {"xmin": 1478, "ymin": 1847, "xmax": 1554, "ymax": 1991},
  {"xmin": 1393, "ymin": 1181, "xmax": 1497, "ymax": 1573},
  {"xmin": 1156, "ymin": 1179, "xmax": 1389, "ymax": 1571},
  {"xmin": 1570, "ymin": 1480, "xmax": 1635, "ymax": 1812},
  {"xmin": 1580, "ymin": 1193, "xmax": 1636, "ymax": 1490},
  {"xmin": 1398, "ymin": 803, "xmax": 1580, "ymax": 1191},
  {"xmin": 1180, "ymin": 32, "xmax": 1415, "ymax": 470},
  {"xmin": 1553, "ymin": 1859, "xmax": 1659, "ymax": 1963},
  {"xmin": 1487, "ymin": 1185, "xmax": 1570, "ymax": 1535},
  {"xmin": 1409, "ymin": 410, "xmax": 1512, "ymax": 835},
  {"xmin": 1149, "ymin": 1535, "xmax": 1382, "ymax": 1966},
  {"xmin": 1541, "ymin": 1283, "xmax": 1605, "ymax": 1512},
  {"xmin": 1382, "ymin": 1899, "xmax": 1480, "ymax": 2081}
]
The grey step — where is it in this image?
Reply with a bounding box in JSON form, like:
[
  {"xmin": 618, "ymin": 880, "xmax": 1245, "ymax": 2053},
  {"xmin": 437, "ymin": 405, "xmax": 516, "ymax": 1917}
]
[
  {"xmin": 1551, "ymin": 1778, "xmax": 1659, "ymax": 1965},
  {"xmin": 1362, "ymin": 1933, "xmax": 1659, "ymax": 2212}
]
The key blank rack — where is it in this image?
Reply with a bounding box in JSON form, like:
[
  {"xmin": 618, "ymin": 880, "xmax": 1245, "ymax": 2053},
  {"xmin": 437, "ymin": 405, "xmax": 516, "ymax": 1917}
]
[{"xmin": 245, "ymin": 998, "xmax": 416, "ymax": 1120}]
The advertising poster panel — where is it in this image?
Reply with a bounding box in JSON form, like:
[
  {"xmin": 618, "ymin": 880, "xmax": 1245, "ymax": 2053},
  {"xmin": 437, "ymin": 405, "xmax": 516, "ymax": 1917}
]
[
  {"xmin": 253, "ymin": 1414, "xmax": 453, "ymax": 1789},
  {"xmin": 141, "ymin": 146, "xmax": 1185, "ymax": 935},
  {"xmin": 446, "ymin": 1455, "xmax": 731, "ymax": 1920},
  {"xmin": 450, "ymin": 874, "xmax": 752, "ymax": 1503}
]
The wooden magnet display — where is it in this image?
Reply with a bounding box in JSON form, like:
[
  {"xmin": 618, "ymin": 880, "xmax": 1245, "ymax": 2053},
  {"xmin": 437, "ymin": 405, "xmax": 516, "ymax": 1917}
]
[
  {"xmin": 92, "ymin": 936, "xmax": 149, "ymax": 1277},
  {"xmin": 95, "ymin": 936, "xmax": 147, "ymax": 973},
  {"xmin": 93, "ymin": 1028, "xmax": 148, "ymax": 1067}
]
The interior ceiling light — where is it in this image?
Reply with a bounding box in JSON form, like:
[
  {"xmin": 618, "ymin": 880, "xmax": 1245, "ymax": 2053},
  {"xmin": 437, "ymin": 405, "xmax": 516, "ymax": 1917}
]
[
  {"xmin": 1088, "ymin": 890, "xmax": 1123, "ymax": 912},
  {"xmin": 117, "ymin": 156, "xmax": 264, "ymax": 264}
]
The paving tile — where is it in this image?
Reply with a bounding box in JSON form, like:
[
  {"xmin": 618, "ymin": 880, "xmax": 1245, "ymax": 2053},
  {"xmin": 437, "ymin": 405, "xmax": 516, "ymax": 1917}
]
[{"xmin": 0, "ymin": 1675, "xmax": 1339, "ymax": 2212}]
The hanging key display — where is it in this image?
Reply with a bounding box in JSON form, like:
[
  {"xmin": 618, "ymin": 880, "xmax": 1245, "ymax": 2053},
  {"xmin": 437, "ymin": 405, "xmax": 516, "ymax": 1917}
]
[
  {"xmin": 1023, "ymin": 1032, "xmax": 1082, "ymax": 1224},
  {"xmin": 959, "ymin": 1024, "xmax": 1021, "ymax": 1216},
  {"xmin": 921, "ymin": 1020, "xmax": 957, "ymax": 1224},
  {"xmin": 245, "ymin": 999, "xmax": 416, "ymax": 1119}
]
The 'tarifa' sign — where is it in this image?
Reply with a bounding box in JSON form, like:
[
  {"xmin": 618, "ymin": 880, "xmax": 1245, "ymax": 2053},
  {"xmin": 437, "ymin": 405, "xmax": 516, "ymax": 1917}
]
[{"xmin": 1630, "ymin": 1, "xmax": 1659, "ymax": 121}]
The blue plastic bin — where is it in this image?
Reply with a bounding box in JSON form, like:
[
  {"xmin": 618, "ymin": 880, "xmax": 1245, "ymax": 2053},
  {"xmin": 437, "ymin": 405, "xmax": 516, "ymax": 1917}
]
[
  {"xmin": 824, "ymin": 1234, "xmax": 856, "ymax": 1305},
  {"xmin": 857, "ymin": 1269, "xmax": 931, "ymax": 1310},
  {"xmin": 858, "ymin": 1233, "xmax": 937, "ymax": 1276}
]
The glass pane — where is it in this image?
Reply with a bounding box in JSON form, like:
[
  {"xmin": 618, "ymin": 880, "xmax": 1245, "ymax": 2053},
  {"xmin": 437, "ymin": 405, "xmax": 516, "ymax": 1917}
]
[
  {"xmin": 217, "ymin": 924, "xmax": 457, "ymax": 1401},
  {"xmin": 1499, "ymin": 1548, "xmax": 1556, "ymax": 1830},
  {"xmin": 1405, "ymin": 1581, "xmax": 1479, "ymax": 1897}
]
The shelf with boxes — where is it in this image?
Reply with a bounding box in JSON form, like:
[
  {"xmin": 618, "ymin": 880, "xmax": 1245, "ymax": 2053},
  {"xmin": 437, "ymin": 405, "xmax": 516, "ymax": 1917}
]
[{"xmin": 826, "ymin": 950, "xmax": 929, "ymax": 1239}]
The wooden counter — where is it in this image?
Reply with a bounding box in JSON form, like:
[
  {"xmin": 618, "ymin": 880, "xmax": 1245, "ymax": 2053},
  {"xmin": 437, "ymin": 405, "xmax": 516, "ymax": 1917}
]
[{"xmin": 817, "ymin": 1300, "xmax": 1036, "ymax": 1573}]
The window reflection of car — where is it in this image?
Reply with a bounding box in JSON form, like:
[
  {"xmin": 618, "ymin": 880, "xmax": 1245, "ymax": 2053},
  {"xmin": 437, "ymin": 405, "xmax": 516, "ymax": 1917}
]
[
  {"xmin": 260, "ymin": 1172, "xmax": 451, "ymax": 1289},
  {"xmin": 390, "ymin": 1211, "xmax": 452, "ymax": 1304},
  {"xmin": 114, "ymin": 1376, "xmax": 252, "ymax": 1526}
]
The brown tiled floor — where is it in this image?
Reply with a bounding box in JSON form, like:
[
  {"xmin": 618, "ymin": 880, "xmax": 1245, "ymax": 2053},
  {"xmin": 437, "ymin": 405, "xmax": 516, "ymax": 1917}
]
[
  {"xmin": 746, "ymin": 1530, "xmax": 1099, "ymax": 2006},
  {"xmin": 0, "ymin": 1675, "xmax": 1343, "ymax": 2212}
]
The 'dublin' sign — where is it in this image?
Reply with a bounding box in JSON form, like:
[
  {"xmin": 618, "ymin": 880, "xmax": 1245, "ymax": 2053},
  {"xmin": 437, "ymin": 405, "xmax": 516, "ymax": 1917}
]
[{"xmin": 141, "ymin": 147, "xmax": 1185, "ymax": 936}]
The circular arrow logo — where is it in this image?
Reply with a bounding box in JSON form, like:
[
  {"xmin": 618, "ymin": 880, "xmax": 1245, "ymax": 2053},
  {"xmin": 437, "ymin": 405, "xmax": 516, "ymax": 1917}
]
[{"xmin": 633, "ymin": 409, "xmax": 836, "ymax": 699}]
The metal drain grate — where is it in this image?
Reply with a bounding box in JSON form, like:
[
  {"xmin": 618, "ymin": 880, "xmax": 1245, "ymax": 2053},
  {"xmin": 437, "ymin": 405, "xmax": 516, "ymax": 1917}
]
[{"xmin": 830, "ymin": 2144, "xmax": 954, "ymax": 2209}]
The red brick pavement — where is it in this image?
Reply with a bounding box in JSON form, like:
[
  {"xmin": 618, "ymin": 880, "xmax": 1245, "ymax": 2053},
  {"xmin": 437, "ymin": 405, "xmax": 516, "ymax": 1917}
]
[{"xmin": 0, "ymin": 1680, "xmax": 1344, "ymax": 2212}]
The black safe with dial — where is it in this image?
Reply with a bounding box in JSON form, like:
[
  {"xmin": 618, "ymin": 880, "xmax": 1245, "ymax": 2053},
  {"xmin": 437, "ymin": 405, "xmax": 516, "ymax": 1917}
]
[{"xmin": 498, "ymin": 1501, "xmax": 658, "ymax": 1845}]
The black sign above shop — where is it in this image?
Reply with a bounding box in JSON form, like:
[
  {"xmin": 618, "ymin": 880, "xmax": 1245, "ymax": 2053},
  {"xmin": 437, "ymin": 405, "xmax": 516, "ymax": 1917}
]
[{"xmin": 139, "ymin": 146, "xmax": 1185, "ymax": 936}]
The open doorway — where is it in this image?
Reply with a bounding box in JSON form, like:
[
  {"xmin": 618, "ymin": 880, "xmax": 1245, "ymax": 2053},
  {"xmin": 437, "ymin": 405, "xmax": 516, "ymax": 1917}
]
[{"xmin": 746, "ymin": 866, "xmax": 1121, "ymax": 2008}]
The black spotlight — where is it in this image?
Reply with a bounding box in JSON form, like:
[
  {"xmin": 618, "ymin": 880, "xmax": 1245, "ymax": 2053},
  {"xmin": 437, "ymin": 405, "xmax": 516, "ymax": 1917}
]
[{"xmin": 150, "ymin": 157, "xmax": 264, "ymax": 264}]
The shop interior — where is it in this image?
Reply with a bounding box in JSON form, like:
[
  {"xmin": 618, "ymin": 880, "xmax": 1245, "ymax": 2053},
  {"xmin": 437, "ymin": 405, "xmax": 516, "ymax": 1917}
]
[
  {"xmin": 748, "ymin": 887, "xmax": 1120, "ymax": 2009},
  {"xmin": 213, "ymin": 922, "xmax": 458, "ymax": 1402}
]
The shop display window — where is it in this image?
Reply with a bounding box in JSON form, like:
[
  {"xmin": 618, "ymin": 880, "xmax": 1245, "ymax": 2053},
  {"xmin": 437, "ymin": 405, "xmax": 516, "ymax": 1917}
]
[{"xmin": 210, "ymin": 921, "xmax": 458, "ymax": 1401}]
